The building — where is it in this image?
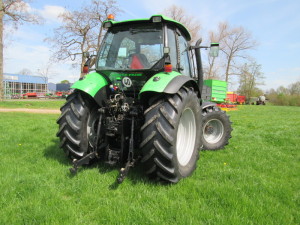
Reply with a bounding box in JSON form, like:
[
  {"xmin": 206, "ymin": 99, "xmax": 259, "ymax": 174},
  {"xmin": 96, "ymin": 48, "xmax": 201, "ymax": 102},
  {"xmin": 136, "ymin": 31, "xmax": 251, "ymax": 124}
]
[
  {"xmin": 48, "ymin": 82, "xmax": 57, "ymax": 92},
  {"xmin": 56, "ymin": 83, "xmax": 71, "ymax": 91},
  {"xmin": 48, "ymin": 83, "xmax": 72, "ymax": 92},
  {"xmin": 3, "ymin": 73, "xmax": 48, "ymax": 99}
]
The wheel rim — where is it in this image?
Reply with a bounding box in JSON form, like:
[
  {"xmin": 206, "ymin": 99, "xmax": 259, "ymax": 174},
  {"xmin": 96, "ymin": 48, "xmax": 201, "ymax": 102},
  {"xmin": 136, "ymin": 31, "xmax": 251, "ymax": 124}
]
[
  {"xmin": 176, "ymin": 108, "xmax": 197, "ymax": 166},
  {"xmin": 203, "ymin": 119, "xmax": 224, "ymax": 144},
  {"xmin": 87, "ymin": 109, "xmax": 100, "ymax": 148}
]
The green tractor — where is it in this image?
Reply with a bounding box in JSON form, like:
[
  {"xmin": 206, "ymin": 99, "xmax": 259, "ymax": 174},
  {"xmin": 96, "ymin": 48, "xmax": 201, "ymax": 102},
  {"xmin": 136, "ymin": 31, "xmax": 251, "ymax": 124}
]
[{"xmin": 56, "ymin": 15, "xmax": 232, "ymax": 183}]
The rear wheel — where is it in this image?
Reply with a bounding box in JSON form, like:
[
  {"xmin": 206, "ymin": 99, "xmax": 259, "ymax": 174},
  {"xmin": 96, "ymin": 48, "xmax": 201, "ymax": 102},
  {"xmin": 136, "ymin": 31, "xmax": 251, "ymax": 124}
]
[
  {"xmin": 140, "ymin": 87, "xmax": 202, "ymax": 183},
  {"xmin": 201, "ymin": 106, "xmax": 232, "ymax": 150},
  {"xmin": 56, "ymin": 91, "xmax": 101, "ymax": 160}
]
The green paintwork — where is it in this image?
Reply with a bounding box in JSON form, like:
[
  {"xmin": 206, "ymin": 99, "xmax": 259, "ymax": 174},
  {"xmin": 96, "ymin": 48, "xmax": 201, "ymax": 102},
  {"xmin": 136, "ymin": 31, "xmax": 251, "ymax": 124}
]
[
  {"xmin": 113, "ymin": 73, "xmax": 143, "ymax": 77},
  {"xmin": 103, "ymin": 15, "xmax": 191, "ymax": 41},
  {"xmin": 139, "ymin": 71, "xmax": 181, "ymax": 95},
  {"xmin": 204, "ymin": 79, "xmax": 227, "ymax": 103},
  {"xmin": 107, "ymin": 71, "xmax": 147, "ymax": 91},
  {"xmin": 71, "ymin": 72, "xmax": 108, "ymax": 97}
]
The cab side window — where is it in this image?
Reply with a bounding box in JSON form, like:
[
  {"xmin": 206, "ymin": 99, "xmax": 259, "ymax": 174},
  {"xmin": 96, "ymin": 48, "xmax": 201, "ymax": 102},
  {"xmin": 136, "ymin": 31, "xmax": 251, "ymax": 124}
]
[
  {"xmin": 167, "ymin": 27, "xmax": 177, "ymax": 69},
  {"xmin": 178, "ymin": 34, "xmax": 191, "ymax": 77}
]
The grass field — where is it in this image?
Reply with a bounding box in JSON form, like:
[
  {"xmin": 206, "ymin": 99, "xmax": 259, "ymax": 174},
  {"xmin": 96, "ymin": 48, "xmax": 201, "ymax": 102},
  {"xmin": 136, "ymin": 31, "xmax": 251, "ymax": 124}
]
[
  {"xmin": 0, "ymin": 99, "xmax": 65, "ymax": 109},
  {"xmin": 0, "ymin": 105, "xmax": 299, "ymax": 224}
]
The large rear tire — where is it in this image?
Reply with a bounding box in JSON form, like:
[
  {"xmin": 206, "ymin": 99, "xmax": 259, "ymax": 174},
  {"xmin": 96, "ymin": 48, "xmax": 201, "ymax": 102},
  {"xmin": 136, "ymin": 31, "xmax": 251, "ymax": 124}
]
[
  {"xmin": 140, "ymin": 87, "xmax": 202, "ymax": 183},
  {"xmin": 201, "ymin": 106, "xmax": 232, "ymax": 150},
  {"xmin": 56, "ymin": 91, "xmax": 101, "ymax": 160}
]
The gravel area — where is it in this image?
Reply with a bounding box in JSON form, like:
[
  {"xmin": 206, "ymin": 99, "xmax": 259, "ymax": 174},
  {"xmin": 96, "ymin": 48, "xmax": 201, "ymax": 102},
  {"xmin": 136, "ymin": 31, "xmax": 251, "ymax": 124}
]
[{"xmin": 0, "ymin": 108, "xmax": 60, "ymax": 114}]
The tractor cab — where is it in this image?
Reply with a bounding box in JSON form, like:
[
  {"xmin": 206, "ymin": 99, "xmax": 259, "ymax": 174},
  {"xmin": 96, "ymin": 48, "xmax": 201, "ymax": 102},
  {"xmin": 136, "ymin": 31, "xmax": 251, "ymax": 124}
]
[
  {"xmin": 92, "ymin": 15, "xmax": 193, "ymax": 95},
  {"xmin": 98, "ymin": 21, "xmax": 164, "ymax": 71}
]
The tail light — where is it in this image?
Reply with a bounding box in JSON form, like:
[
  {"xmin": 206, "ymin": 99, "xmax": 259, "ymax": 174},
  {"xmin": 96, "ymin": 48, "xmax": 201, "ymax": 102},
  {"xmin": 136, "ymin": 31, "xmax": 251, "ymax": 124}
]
[
  {"xmin": 164, "ymin": 64, "xmax": 172, "ymax": 73},
  {"xmin": 82, "ymin": 65, "xmax": 89, "ymax": 74}
]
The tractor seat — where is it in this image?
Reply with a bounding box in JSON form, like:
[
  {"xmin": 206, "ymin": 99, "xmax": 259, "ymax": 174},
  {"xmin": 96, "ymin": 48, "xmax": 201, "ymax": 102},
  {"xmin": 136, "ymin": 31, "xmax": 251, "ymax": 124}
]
[{"xmin": 129, "ymin": 53, "xmax": 150, "ymax": 69}]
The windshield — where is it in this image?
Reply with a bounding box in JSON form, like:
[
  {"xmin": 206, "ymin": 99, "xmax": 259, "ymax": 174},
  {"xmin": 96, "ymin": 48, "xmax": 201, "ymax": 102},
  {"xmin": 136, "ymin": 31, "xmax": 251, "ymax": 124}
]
[{"xmin": 96, "ymin": 23, "xmax": 163, "ymax": 70}]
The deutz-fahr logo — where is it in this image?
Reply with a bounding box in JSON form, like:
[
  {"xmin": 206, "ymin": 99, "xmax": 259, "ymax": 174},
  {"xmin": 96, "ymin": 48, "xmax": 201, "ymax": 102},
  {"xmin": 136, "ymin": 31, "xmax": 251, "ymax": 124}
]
[{"xmin": 122, "ymin": 77, "xmax": 132, "ymax": 87}]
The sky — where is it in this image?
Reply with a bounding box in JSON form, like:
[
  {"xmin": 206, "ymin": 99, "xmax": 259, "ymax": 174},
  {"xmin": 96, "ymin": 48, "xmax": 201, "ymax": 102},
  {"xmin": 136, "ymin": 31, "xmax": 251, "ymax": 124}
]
[{"xmin": 3, "ymin": 0, "xmax": 300, "ymax": 91}]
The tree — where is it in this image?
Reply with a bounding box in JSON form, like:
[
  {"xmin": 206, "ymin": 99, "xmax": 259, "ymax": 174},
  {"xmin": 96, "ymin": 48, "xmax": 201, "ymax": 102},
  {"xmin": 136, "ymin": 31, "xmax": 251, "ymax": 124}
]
[
  {"xmin": 221, "ymin": 23, "xmax": 257, "ymax": 83},
  {"xmin": 204, "ymin": 23, "xmax": 228, "ymax": 80},
  {"xmin": 209, "ymin": 22, "xmax": 257, "ymax": 82},
  {"xmin": 288, "ymin": 81, "xmax": 300, "ymax": 95},
  {"xmin": 60, "ymin": 80, "xmax": 70, "ymax": 84},
  {"xmin": 237, "ymin": 60, "xmax": 264, "ymax": 100},
  {"xmin": 36, "ymin": 62, "xmax": 56, "ymax": 87},
  {"xmin": 162, "ymin": 5, "xmax": 201, "ymax": 43},
  {"xmin": 266, "ymin": 81, "xmax": 300, "ymax": 106},
  {"xmin": 46, "ymin": 0, "xmax": 122, "ymax": 78},
  {"xmin": 276, "ymin": 85, "xmax": 289, "ymax": 95},
  {"xmin": 0, "ymin": 0, "xmax": 40, "ymax": 100},
  {"xmin": 18, "ymin": 68, "xmax": 32, "ymax": 75}
]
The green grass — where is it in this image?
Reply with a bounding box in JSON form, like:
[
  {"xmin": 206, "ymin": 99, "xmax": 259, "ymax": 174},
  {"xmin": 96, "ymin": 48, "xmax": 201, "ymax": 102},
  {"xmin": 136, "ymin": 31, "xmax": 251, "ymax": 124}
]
[
  {"xmin": 0, "ymin": 105, "xmax": 299, "ymax": 224},
  {"xmin": 0, "ymin": 99, "xmax": 65, "ymax": 109}
]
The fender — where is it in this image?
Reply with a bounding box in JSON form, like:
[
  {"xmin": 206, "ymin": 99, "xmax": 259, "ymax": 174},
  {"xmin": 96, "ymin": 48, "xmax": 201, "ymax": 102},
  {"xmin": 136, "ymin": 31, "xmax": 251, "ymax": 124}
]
[
  {"xmin": 202, "ymin": 101, "xmax": 217, "ymax": 109},
  {"xmin": 139, "ymin": 71, "xmax": 200, "ymax": 99},
  {"xmin": 71, "ymin": 72, "xmax": 108, "ymax": 106}
]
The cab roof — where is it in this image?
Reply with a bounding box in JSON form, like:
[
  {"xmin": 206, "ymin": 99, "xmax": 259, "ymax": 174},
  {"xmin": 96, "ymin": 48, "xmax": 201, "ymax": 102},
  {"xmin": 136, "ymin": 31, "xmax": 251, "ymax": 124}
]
[{"xmin": 103, "ymin": 15, "xmax": 191, "ymax": 41}]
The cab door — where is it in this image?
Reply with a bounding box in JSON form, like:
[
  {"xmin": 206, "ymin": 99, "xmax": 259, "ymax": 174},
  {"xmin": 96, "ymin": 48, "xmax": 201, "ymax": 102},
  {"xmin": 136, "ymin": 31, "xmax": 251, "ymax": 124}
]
[{"xmin": 177, "ymin": 30, "xmax": 192, "ymax": 77}]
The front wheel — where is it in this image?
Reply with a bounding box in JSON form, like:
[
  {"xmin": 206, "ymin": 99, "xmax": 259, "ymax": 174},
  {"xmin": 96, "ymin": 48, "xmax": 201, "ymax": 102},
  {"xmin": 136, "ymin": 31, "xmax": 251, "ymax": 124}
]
[
  {"xmin": 140, "ymin": 87, "xmax": 202, "ymax": 183},
  {"xmin": 201, "ymin": 106, "xmax": 232, "ymax": 150}
]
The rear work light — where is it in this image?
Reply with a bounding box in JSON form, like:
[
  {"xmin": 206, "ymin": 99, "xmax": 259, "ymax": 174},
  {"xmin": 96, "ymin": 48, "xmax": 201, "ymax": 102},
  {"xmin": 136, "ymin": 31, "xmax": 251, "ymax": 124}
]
[
  {"xmin": 103, "ymin": 21, "xmax": 112, "ymax": 28},
  {"xmin": 152, "ymin": 16, "xmax": 162, "ymax": 23}
]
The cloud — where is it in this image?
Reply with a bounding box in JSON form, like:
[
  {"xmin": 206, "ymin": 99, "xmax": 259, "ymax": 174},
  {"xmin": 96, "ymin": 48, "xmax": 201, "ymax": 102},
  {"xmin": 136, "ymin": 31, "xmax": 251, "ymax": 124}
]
[
  {"xmin": 37, "ymin": 5, "xmax": 67, "ymax": 23},
  {"xmin": 4, "ymin": 41, "xmax": 79, "ymax": 83},
  {"xmin": 262, "ymin": 67, "xmax": 300, "ymax": 90},
  {"xmin": 4, "ymin": 42, "xmax": 51, "ymax": 72},
  {"xmin": 8, "ymin": 1, "xmax": 32, "ymax": 13},
  {"xmin": 4, "ymin": 24, "xmax": 45, "ymax": 44}
]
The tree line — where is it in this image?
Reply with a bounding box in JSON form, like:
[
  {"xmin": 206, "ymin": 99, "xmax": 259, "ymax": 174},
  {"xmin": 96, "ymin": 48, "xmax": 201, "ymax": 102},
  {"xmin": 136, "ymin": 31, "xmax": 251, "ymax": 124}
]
[
  {"xmin": 266, "ymin": 81, "xmax": 300, "ymax": 106},
  {"xmin": 0, "ymin": 0, "xmax": 287, "ymax": 105}
]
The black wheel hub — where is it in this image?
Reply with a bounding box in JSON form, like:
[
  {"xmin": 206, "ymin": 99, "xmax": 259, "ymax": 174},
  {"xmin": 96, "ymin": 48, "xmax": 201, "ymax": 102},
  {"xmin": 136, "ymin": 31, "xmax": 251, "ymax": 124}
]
[
  {"xmin": 87, "ymin": 109, "xmax": 101, "ymax": 148},
  {"xmin": 205, "ymin": 125, "xmax": 214, "ymax": 134}
]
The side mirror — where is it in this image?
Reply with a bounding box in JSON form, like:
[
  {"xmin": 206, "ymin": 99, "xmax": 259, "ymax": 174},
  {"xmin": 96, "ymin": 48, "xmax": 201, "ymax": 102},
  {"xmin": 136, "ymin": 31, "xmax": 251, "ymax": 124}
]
[
  {"xmin": 209, "ymin": 43, "xmax": 219, "ymax": 57},
  {"xmin": 195, "ymin": 38, "xmax": 202, "ymax": 47}
]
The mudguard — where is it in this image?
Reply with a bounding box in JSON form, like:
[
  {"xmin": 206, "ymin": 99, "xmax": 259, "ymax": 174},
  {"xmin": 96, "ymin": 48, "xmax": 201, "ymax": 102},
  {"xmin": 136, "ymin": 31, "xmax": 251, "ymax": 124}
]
[
  {"xmin": 202, "ymin": 101, "xmax": 217, "ymax": 109},
  {"xmin": 71, "ymin": 72, "xmax": 108, "ymax": 106},
  {"xmin": 139, "ymin": 71, "xmax": 200, "ymax": 99}
]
